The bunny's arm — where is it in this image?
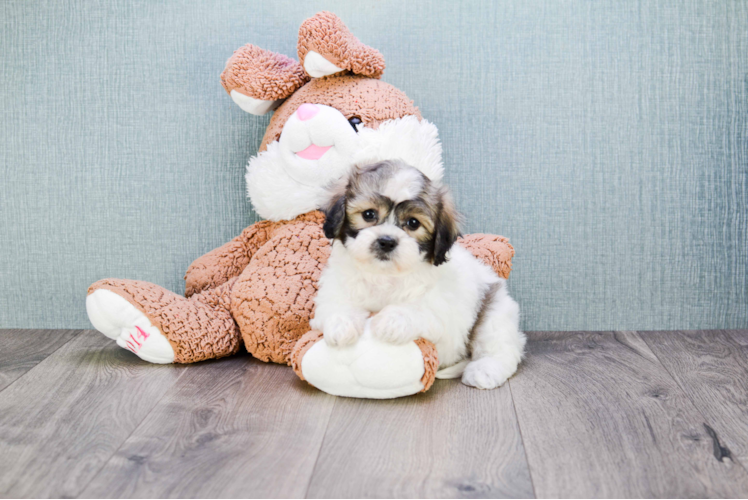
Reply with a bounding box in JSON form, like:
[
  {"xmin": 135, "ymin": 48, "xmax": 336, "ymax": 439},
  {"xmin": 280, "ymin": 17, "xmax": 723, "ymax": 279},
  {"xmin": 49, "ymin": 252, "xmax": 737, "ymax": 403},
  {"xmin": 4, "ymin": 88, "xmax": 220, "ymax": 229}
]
[
  {"xmin": 185, "ymin": 211, "xmax": 326, "ymax": 297},
  {"xmin": 184, "ymin": 219, "xmax": 280, "ymax": 297},
  {"xmin": 458, "ymin": 234, "xmax": 514, "ymax": 279}
]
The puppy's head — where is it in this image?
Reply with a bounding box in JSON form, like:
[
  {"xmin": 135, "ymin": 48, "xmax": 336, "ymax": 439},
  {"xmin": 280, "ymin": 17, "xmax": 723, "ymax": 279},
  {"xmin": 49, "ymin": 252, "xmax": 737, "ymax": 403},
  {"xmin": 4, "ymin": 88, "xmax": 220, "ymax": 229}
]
[{"xmin": 323, "ymin": 159, "xmax": 462, "ymax": 274}]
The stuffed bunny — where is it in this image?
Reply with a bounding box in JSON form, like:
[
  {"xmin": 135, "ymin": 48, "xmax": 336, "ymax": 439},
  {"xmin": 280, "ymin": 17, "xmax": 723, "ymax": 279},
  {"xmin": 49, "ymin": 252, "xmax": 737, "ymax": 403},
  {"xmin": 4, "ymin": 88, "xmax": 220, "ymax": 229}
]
[{"xmin": 86, "ymin": 12, "xmax": 514, "ymax": 398}]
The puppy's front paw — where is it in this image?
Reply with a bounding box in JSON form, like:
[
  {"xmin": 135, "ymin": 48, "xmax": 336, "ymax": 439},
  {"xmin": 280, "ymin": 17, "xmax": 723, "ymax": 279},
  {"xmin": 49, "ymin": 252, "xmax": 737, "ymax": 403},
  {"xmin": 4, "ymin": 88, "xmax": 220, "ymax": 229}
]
[
  {"xmin": 462, "ymin": 357, "xmax": 517, "ymax": 390},
  {"xmin": 370, "ymin": 306, "xmax": 419, "ymax": 345},
  {"xmin": 323, "ymin": 314, "xmax": 365, "ymax": 347}
]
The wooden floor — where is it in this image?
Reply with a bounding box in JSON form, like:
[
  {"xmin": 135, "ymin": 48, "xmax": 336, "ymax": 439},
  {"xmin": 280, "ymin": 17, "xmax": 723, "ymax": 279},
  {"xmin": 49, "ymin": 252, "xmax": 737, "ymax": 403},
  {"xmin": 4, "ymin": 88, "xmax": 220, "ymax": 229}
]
[{"xmin": 0, "ymin": 330, "xmax": 747, "ymax": 498}]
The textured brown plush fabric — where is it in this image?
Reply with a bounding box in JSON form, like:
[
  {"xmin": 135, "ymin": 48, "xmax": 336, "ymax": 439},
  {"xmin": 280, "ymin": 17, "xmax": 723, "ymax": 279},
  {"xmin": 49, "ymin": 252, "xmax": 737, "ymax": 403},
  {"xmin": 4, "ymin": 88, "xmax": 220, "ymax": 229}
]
[
  {"xmin": 88, "ymin": 211, "xmax": 514, "ymax": 366},
  {"xmin": 290, "ymin": 330, "xmax": 325, "ymax": 382},
  {"xmin": 88, "ymin": 278, "xmax": 240, "ymax": 363},
  {"xmin": 297, "ymin": 11, "xmax": 386, "ymax": 79},
  {"xmin": 259, "ymin": 75, "xmax": 421, "ymax": 151},
  {"xmin": 220, "ymin": 44, "xmax": 309, "ymax": 100},
  {"xmin": 88, "ymin": 212, "xmax": 326, "ymax": 364},
  {"xmin": 415, "ymin": 338, "xmax": 439, "ymax": 393},
  {"xmin": 231, "ymin": 217, "xmax": 331, "ymax": 364},
  {"xmin": 458, "ymin": 234, "xmax": 515, "ymax": 279},
  {"xmin": 185, "ymin": 212, "xmax": 323, "ymax": 297}
]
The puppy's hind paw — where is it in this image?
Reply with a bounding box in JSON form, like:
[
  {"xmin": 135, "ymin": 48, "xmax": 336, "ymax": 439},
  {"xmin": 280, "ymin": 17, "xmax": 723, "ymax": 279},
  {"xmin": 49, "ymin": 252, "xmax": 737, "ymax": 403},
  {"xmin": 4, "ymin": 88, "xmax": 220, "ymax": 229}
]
[
  {"xmin": 462, "ymin": 357, "xmax": 517, "ymax": 390},
  {"xmin": 323, "ymin": 314, "xmax": 365, "ymax": 348}
]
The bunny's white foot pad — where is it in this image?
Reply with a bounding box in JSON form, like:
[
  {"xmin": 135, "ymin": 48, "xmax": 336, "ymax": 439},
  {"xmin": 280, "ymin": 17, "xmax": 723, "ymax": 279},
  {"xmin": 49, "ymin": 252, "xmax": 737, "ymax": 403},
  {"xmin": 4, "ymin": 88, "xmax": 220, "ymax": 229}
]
[
  {"xmin": 292, "ymin": 322, "xmax": 438, "ymax": 399},
  {"xmin": 86, "ymin": 289, "xmax": 175, "ymax": 364}
]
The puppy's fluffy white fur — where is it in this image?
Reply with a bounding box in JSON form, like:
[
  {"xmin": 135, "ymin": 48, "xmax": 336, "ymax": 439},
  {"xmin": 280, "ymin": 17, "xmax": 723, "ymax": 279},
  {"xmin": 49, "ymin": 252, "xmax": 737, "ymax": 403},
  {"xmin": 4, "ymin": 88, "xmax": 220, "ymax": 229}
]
[{"xmin": 311, "ymin": 161, "xmax": 526, "ymax": 389}]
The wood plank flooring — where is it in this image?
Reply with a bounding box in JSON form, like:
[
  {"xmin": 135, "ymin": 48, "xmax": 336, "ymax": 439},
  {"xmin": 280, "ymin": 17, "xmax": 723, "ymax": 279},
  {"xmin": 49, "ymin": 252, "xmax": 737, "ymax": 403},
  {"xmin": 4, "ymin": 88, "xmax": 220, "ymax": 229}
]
[
  {"xmin": 642, "ymin": 330, "xmax": 748, "ymax": 466},
  {"xmin": 0, "ymin": 331, "xmax": 186, "ymax": 498},
  {"xmin": 0, "ymin": 329, "xmax": 746, "ymax": 498},
  {"xmin": 82, "ymin": 356, "xmax": 335, "ymax": 498},
  {"xmin": 509, "ymin": 331, "xmax": 748, "ymax": 498},
  {"xmin": 306, "ymin": 379, "xmax": 533, "ymax": 499},
  {"xmin": 0, "ymin": 329, "xmax": 81, "ymax": 391}
]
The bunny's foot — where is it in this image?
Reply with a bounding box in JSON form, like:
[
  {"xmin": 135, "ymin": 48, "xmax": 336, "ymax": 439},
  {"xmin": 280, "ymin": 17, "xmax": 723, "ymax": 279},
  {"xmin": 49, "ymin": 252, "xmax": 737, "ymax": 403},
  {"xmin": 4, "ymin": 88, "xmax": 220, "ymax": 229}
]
[
  {"xmin": 291, "ymin": 320, "xmax": 438, "ymax": 399},
  {"xmin": 87, "ymin": 279, "xmax": 241, "ymax": 364},
  {"xmin": 86, "ymin": 288, "xmax": 174, "ymax": 363}
]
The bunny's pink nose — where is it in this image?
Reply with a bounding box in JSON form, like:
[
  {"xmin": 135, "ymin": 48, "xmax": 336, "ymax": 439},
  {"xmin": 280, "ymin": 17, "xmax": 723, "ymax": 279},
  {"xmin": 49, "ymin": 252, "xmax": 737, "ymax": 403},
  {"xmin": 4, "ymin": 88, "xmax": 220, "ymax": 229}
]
[{"xmin": 296, "ymin": 103, "xmax": 320, "ymax": 121}]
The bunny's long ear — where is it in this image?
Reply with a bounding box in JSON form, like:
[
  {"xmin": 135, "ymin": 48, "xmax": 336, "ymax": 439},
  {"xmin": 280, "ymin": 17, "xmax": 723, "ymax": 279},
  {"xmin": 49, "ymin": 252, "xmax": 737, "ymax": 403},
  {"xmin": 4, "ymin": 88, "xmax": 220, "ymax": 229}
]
[
  {"xmin": 297, "ymin": 12, "xmax": 385, "ymax": 79},
  {"xmin": 221, "ymin": 44, "xmax": 309, "ymax": 115}
]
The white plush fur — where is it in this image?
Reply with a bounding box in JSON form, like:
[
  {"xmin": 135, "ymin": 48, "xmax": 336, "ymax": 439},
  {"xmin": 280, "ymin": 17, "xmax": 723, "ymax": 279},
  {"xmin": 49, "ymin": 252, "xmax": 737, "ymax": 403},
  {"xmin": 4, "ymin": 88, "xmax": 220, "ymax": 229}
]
[
  {"xmin": 247, "ymin": 110, "xmax": 444, "ymax": 221},
  {"xmin": 303, "ymin": 50, "xmax": 344, "ymax": 78},
  {"xmin": 311, "ymin": 177, "xmax": 526, "ymax": 390},
  {"xmin": 300, "ymin": 320, "xmax": 428, "ymax": 399},
  {"xmin": 356, "ymin": 116, "xmax": 444, "ymax": 183},
  {"xmin": 86, "ymin": 289, "xmax": 175, "ymax": 364},
  {"xmin": 229, "ymin": 90, "xmax": 282, "ymax": 116}
]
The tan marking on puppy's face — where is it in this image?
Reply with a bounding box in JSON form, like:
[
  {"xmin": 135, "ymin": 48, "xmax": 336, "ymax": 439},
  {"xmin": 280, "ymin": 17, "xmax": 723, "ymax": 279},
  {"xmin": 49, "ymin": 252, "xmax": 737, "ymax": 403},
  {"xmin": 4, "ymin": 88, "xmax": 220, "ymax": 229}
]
[
  {"xmin": 346, "ymin": 194, "xmax": 392, "ymax": 231},
  {"xmin": 394, "ymin": 199, "xmax": 436, "ymax": 239},
  {"xmin": 345, "ymin": 161, "xmax": 433, "ymax": 242},
  {"xmin": 322, "ymin": 159, "xmax": 462, "ymax": 270}
]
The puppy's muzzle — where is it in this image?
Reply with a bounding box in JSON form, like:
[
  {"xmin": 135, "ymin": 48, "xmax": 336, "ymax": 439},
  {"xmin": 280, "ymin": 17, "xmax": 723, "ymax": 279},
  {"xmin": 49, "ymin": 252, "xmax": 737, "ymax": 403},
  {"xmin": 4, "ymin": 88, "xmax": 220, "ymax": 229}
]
[{"xmin": 373, "ymin": 236, "xmax": 398, "ymax": 259}]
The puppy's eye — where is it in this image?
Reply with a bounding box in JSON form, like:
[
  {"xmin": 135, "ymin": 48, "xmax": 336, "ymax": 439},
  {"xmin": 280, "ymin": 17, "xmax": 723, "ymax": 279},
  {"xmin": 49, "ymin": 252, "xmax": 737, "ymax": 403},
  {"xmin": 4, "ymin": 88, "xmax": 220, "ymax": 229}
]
[
  {"xmin": 348, "ymin": 116, "xmax": 362, "ymax": 133},
  {"xmin": 406, "ymin": 218, "xmax": 421, "ymax": 230},
  {"xmin": 362, "ymin": 209, "xmax": 378, "ymax": 222}
]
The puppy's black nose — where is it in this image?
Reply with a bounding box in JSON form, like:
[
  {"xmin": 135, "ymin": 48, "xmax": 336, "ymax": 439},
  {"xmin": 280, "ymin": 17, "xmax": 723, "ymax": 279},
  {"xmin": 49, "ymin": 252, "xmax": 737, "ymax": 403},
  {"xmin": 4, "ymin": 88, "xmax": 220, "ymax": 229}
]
[{"xmin": 376, "ymin": 236, "xmax": 398, "ymax": 253}]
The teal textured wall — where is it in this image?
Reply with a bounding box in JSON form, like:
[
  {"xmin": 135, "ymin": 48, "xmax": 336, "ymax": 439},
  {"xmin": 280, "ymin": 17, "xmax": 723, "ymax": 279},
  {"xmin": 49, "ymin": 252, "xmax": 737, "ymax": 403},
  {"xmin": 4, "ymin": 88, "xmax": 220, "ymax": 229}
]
[{"xmin": 1, "ymin": 0, "xmax": 746, "ymax": 330}]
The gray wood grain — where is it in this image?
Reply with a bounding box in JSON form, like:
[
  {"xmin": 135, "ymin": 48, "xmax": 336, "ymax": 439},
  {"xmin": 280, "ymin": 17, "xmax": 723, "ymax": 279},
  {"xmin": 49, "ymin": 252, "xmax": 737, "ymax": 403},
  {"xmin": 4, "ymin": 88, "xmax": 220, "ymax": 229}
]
[
  {"xmin": 4, "ymin": 329, "xmax": 748, "ymax": 498},
  {"xmin": 306, "ymin": 379, "xmax": 535, "ymax": 499},
  {"xmin": 0, "ymin": 329, "xmax": 81, "ymax": 392},
  {"xmin": 0, "ymin": 330, "xmax": 186, "ymax": 498},
  {"xmin": 81, "ymin": 355, "xmax": 336, "ymax": 499},
  {"xmin": 509, "ymin": 331, "xmax": 748, "ymax": 498},
  {"xmin": 642, "ymin": 330, "xmax": 748, "ymax": 465}
]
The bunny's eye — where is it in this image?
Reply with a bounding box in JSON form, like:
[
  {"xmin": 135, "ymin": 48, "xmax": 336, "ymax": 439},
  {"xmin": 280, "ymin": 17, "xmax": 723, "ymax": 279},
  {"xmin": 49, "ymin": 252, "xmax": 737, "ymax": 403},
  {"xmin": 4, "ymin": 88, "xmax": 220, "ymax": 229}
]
[{"xmin": 348, "ymin": 116, "xmax": 362, "ymax": 132}]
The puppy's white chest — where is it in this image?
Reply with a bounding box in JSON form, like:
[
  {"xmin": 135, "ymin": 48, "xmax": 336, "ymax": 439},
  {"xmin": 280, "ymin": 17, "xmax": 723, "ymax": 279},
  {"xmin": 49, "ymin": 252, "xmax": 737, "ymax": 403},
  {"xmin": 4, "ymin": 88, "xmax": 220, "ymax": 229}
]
[{"xmin": 350, "ymin": 274, "xmax": 432, "ymax": 313}]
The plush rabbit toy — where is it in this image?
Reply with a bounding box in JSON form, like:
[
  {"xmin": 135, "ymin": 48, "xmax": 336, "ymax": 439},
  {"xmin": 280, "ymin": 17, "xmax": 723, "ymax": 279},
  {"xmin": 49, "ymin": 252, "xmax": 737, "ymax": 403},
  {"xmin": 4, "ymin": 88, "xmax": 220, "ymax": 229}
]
[{"xmin": 86, "ymin": 12, "xmax": 514, "ymax": 399}]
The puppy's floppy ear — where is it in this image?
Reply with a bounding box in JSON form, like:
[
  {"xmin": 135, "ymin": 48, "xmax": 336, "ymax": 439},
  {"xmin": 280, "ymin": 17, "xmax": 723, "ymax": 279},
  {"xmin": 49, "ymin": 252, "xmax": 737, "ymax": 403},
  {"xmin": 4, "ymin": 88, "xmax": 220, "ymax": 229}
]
[
  {"xmin": 322, "ymin": 194, "xmax": 347, "ymax": 239},
  {"xmin": 431, "ymin": 186, "xmax": 462, "ymax": 266}
]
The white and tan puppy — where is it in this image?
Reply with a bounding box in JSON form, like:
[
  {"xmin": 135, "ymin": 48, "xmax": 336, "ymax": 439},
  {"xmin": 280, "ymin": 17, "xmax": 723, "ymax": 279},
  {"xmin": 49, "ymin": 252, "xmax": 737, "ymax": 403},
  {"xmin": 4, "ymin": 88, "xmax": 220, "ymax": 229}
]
[{"xmin": 311, "ymin": 159, "xmax": 526, "ymax": 389}]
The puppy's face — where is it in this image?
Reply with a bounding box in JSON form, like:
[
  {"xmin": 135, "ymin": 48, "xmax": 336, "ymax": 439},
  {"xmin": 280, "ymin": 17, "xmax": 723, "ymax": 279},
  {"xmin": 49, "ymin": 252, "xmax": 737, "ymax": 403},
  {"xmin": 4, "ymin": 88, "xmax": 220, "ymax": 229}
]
[{"xmin": 323, "ymin": 160, "xmax": 461, "ymax": 274}]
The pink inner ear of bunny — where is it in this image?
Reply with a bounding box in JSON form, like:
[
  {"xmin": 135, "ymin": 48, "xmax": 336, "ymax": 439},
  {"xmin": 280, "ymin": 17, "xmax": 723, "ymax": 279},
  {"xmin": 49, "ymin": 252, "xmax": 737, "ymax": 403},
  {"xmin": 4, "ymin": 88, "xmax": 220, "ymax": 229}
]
[
  {"xmin": 221, "ymin": 44, "xmax": 309, "ymax": 101},
  {"xmin": 298, "ymin": 11, "xmax": 385, "ymax": 79}
]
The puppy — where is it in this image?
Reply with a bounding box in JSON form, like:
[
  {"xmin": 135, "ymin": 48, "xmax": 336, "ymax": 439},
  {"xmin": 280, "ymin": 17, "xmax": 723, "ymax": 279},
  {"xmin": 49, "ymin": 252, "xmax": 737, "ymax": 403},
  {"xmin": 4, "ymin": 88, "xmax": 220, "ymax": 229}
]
[{"xmin": 310, "ymin": 159, "xmax": 526, "ymax": 389}]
